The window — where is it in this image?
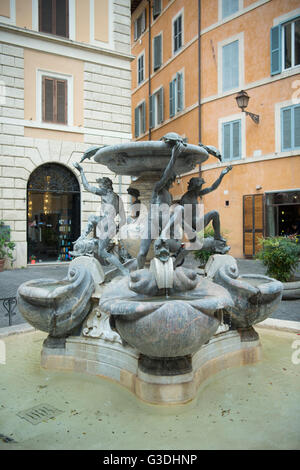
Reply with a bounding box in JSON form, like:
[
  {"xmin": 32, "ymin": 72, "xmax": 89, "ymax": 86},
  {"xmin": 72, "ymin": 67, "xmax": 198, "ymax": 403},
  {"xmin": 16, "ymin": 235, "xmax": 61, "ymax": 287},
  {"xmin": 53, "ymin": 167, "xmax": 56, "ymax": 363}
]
[
  {"xmin": 39, "ymin": 0, "xmax": 69, "ymax": 38},
  {"xmin": 150, "ymin": 87, "xmax": 164, "ymax": 128},
  {"xmin": 134, "ymin": 102, "xmax": 146, "ymax": 138},
  {"xmin": 271, "ymin": 17, "xmax": 300, "ymax": 75},
  {"xmin": 281, "ymin": 104, "xmax": 300, "ymax": 151},
  {"xmin": 137, "ymin": 53, "xmax": 144, "ymax": 85},
  {"xmin": 222, "ymin": 0, "xmax": 239, "ymax": 19},
  {"xmin": 173, "ymin": 13, "xmax": 183, "ymax": 54},
  {"xmin": 153, "ymin": 34, "xmax": 162, "ymax": 71},
  {"xmin": 169, "ymin": 72, "xmax": 183, "ymax": 118},
  {"xmin": 134, "ymin": 9, "xmax": 146, "ymax": 41},
  {"xmin": 222, "ymin": 119, "xmax": 241, "ymax": 160},
  {"xmin": 283, "ymin": 18, "xmax": 300, "ymax": 69},
  {"xmin": 222, "ymin": 40, "xmax": 239, "ymax": 92},
  {"xmin": 153, "ymin": 0, "xmax": 162, "ymax": 20},
  {"xmin": 42, "ymin": 76, "xmax": 67, "ymax": 124}
]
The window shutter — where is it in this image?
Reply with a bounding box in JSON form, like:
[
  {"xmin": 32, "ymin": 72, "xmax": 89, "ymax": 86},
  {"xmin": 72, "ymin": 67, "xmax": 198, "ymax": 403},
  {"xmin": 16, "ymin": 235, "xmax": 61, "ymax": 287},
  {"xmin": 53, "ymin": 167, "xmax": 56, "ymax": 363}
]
[
  {"xmin": 158, "ymin": 87, "xmax": 164, "ymax": 124},
  {"xmin": 57, "ymin": 80, "xmax": 67, "ymax": 124},
  {"xmin": 154, "ymin": 35, "xmax": 162, "ymax": 71},
  {"xmin": 141, "ymin": 102, "xmax": 146, "ymax": 134},
  {"xmin": 223, "ymin": 122, "xmax": 231, "ymax": 160},
  {"xmin": 271, "ymin": 25, "xmax": 281, "ymax": 75},
  {"xmin": 134, "ymin": 19, "xmax": 138, "ymax": 41},
  {"xmin": 176, "ymin": 72, "xmax": 183, "ymax": 112},
  {"xmin": 294, "ymin": 105, "xmax": 300, "ymax": 148},
  {"xmin": 134, "ymin": 106, "xmax": 140, "ymax": 137},
  {"xmin": 43, "ymin": 77, "xmax": 54, "ymax": 122},
  {"xmin": 222, "ymin": 0, "xmax": 239, "ymax": 19},
  {"xmin": 169, "ymin": 80, "xmax": 175, "ymax": 117},
  {"xmin": 141, "ymin": 9, "xmax": 146, "ymax": 33},
  {"xmin": 281, "ymin": 107, "xmax": 292, "ymax": 151},
  {"xmin": 138, "ymin": 55, "xmax": 144, "ymax": 84},
  {"xmin": 232, "ymin": 120, "xmax": 241, "ymax": 159},
  {"xmin": 56, "ymin": 0, "xmax": 68, "ymax": 38},
  {"xmin": 149, "ymin": 95, "xmax": 155, "ymax": 129},
  {"xmin": 153, "ymin": 0, "xmax": 161, "ymax": 19},
  {"xmin": 39, "ymin": 0, "xmax": 52, "ymax": 34},
  {"xmin": 223, "ymin": 40, "xmax": 239, "ymax": 92}
]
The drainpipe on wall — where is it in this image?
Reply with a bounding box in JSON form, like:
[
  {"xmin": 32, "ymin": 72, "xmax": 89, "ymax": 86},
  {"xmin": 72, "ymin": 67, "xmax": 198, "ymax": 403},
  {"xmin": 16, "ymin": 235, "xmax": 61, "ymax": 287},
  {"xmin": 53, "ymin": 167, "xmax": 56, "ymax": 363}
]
[{"xmin": 148, "ymin": 0, "xmax": 152, "ymax": 140}]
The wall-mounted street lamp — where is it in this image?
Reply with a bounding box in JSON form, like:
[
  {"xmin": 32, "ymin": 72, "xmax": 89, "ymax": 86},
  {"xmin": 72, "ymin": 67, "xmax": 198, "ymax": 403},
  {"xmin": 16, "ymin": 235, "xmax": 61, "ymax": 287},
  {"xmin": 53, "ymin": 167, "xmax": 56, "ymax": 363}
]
[{"xmin": 235, "ymin": 90, "xmax": 260, "ymax": 124}]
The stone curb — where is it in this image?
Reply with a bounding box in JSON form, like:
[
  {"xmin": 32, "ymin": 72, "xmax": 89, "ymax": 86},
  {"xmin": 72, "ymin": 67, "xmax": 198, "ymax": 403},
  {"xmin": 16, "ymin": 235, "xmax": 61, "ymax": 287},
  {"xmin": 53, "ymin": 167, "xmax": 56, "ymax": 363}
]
[
  {"xmin": 257, "ymin": 318, "xmax": 300, "ymax": 333},
  {"xmin": 0, "ymin": 323, "xmax": 35, "ymax": 339}
]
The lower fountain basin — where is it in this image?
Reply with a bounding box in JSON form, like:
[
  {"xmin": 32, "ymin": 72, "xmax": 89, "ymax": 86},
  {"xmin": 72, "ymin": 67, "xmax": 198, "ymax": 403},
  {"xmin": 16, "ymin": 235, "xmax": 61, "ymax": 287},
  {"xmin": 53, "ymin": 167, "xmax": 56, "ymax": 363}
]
[
  {"xmin": 213, "ymin": 265, "xmax": 283, "ymax": 330},
  {"xmin": 100, "ymin": 277, "xmax": 233, "ymax": 358}
]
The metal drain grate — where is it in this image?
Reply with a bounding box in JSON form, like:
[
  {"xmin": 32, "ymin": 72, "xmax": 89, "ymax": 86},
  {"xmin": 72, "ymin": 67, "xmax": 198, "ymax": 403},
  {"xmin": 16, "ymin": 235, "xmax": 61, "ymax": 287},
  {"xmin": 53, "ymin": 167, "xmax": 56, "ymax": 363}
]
[{"xmin": 17, "ymin": 404, "xmax": 63, "ymax": 425}]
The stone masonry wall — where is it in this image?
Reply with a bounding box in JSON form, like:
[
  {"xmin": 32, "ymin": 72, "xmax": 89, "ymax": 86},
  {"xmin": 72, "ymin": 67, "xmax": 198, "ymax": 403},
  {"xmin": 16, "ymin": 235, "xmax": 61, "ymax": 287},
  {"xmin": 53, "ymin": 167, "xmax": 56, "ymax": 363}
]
[{"xmin": 0, "ymin": 40, "xmax": 132, "ymax": 269}]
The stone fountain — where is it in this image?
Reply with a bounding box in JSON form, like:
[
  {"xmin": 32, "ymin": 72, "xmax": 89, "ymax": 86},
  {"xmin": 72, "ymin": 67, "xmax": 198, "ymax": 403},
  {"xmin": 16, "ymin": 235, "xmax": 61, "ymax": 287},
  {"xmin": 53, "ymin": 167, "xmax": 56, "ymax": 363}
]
[{"xmin": 17, "ymin": 134, "xmax": 283, "ymax": 405}]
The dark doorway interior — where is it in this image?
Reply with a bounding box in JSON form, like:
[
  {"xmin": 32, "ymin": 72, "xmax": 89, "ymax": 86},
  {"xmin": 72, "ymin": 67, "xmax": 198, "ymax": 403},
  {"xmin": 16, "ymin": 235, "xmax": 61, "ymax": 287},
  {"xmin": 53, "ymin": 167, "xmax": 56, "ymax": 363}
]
[
  {"xmin": 27, "ymin": 163, "xmax": 80, "ymax": 263},
  {"xmin": 265, "ymin": 191, "xmax": 300, "ymax": 238}
]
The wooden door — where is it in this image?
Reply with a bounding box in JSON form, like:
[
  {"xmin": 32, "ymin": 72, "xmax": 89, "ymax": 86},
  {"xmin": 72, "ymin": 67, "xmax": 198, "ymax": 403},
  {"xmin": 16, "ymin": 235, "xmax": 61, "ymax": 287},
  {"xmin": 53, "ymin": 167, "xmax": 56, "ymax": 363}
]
[{"xmin": 243, "ymin": 194, "xmax": 265, "ymax": 258}]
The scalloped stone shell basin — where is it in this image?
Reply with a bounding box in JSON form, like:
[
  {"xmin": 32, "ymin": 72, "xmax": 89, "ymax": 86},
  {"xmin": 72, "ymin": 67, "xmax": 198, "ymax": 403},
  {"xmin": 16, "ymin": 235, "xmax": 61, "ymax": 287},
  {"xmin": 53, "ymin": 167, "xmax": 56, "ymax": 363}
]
[
  {"xmin": 93, "ymin": 141, "xmax": 209, "ymax": 177},
  {"xmin": 100, "ymin": 277, "xmax": 233, "ymax": 358},
  {"xmin": 17, "ymin": 267, "xmax": 94, "ymax": 337},
  {"xmin": 216, "ymin": 271, "xmax": 283, "ymax": 330}
]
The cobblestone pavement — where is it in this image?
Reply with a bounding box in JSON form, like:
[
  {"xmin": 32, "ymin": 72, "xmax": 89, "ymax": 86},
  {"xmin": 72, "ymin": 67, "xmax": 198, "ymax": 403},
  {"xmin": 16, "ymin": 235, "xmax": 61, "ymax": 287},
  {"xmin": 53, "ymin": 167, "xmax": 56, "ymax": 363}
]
[{"xmin": 0, "ymin": 258, "xmax": 299, "ymax": 328}]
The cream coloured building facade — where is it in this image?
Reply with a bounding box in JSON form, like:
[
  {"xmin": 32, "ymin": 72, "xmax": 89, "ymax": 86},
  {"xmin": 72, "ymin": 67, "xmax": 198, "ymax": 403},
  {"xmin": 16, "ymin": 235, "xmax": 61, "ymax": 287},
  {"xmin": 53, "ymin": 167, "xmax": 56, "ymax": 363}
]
[{"xmin": 0, "ymin": 0, "xmax": 132, "ymax": 268}]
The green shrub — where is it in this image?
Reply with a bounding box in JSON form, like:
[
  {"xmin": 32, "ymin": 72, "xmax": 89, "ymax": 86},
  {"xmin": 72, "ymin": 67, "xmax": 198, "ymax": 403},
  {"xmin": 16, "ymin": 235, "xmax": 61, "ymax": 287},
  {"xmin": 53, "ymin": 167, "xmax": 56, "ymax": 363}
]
[
  {"xmin": 256, "ymin": 236, "xmax": 300, "ymax": 282},
  {"xmin": 193, "ymin": 226, "xmax": 216, "ymax": 266},
  {"xmin": 0, "ymin": 220, "xmax": 15, "ymax": 265}
]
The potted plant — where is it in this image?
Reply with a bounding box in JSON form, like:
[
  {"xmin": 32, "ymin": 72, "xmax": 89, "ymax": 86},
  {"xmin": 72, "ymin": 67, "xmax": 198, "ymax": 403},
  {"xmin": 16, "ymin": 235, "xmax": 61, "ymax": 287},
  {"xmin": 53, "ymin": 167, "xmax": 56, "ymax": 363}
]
[
  {"xmin": 29, "ymin": 255, "xmax": 37, "ymax": 265},
  {"xmin": 0, "ymin": 220, "xmax": 16, "ymax": 272},
  {"xmin": 256, "ymin": 236, "xmax": 300, "ymax": 299}
]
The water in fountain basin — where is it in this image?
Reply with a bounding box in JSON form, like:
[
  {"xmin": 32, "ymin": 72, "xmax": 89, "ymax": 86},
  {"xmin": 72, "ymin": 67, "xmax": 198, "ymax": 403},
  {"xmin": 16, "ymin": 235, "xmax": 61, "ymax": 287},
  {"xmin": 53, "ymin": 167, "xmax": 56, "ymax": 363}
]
[{"xmin": 0, "ymin": 328, "xmax": 299, "ymax": 450}]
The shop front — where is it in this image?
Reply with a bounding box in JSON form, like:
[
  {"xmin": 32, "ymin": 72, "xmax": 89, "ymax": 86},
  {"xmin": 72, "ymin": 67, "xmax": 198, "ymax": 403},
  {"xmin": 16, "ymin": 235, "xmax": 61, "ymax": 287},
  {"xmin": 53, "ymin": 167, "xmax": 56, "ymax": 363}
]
[
  {"xmin": 243, "ymin": 189, "xmax": 300, "ymax": 258},
  {"xmin": 27, "ymin": 163, "xmax": 80, "ymax": 264}
]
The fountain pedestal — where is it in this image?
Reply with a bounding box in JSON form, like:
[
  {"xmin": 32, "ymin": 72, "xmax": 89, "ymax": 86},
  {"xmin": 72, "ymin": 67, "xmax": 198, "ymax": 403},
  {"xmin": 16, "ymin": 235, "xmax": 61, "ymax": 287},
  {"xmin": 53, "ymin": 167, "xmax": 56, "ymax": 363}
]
[{"xmin": 41, "ymin": 328, "xmax": 261, "ymax": 405}]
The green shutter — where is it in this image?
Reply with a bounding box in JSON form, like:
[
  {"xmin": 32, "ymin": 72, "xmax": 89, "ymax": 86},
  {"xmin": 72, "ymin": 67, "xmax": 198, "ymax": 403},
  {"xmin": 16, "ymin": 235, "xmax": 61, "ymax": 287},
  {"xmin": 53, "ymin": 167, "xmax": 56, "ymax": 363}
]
[
  {"xmin": 222, "ymin": 0, "xmax": 239, "ymax": 19},
  {"xmin": 282, "ymin": 107, "xmax": 292, "ymax": 150},
  {"xmin": 176, "ymin": 72, "xmax": 183, "ymax": 112},
  {"xmin": 134, "ymin": 106, "xmax": 139, "ymax": 138},
  {"xmin": 141, "ymin": 102, "xmax": 146, "ymax": 134},
  {"xmin": 169, "ymin": 80, "xmax": 175, "ymax": 117},
  {"xmin": 154, "ymin": 35, "xmax": 162, "ymax": 71},
  {"xmin": 271, "ymin": 25, "xmax": 281, "ymax": 75},
  {"xmin": 141, "ymin": 9, "xmax": 146, "ymax": 33},
  {"xmin": 158, "ymin": 87, "xmax": 164, "ymax": 124},
  {"xmin": 134, "ymin": 19, "xmax": 138, "ymax": 41},
  {"xmin": 223, "ymin": 40, "xmax": 239, "ymax": 92},
  {"xmin": 149, "ymin": 95, "xmax": 155, "ymax": 128},
  {"xmin": 153, "ymin": 0, "xmax": 161, "ymax": 19},
  {"xmin": 232, "ymin": 120, "xmax": 241, "ymax": 159},
  {"xmin": 223, "ymin": 123, "xmax": 231, "ymax": 161},
  {"xmin": 294, "ymin": 105, "xmax": 300, "ymax": 148}
]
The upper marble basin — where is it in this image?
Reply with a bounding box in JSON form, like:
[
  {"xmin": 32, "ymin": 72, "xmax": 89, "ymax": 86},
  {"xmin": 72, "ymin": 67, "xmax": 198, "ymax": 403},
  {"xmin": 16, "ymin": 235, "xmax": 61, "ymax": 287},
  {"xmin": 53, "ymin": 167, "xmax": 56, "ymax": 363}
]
[{"xmin": 93, "ymin": 141, "xmax": 209, "ymax": 177}]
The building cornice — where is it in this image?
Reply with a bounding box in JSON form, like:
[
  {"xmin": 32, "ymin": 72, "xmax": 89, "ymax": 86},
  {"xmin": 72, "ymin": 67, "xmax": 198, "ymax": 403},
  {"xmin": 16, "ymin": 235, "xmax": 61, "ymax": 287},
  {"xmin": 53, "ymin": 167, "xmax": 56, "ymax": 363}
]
[{"xmin": 0, "ymin": 22, "xmax": 134, "ymax": 66}]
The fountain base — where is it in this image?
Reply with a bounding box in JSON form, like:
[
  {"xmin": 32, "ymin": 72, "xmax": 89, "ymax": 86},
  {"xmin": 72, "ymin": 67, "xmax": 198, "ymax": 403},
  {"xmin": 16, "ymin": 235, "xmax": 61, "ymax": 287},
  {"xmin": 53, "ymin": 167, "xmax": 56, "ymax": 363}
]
[
  {"xmin": 138, "ymin": 354, "xmax": 192, "ymax": 376},
  {"xmin": 41, "ymin": 328, "xmax": 262, "ymax": 405}
]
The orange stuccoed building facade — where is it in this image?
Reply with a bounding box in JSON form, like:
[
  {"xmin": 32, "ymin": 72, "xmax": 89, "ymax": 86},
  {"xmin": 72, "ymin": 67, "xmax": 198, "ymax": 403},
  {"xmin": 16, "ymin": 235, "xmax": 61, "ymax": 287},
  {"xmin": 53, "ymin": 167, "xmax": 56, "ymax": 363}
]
[{"xmin": 131, "ymin": 0, "xmax": 300, "ymax": 258}]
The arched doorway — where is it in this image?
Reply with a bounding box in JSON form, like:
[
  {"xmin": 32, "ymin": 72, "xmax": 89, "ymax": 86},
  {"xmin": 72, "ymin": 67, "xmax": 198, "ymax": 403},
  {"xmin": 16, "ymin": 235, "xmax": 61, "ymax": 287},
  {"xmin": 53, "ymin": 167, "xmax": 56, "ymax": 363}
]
[{"xmin": 27, "ymin": 163, "xmax": 80, "ymax": 263}]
